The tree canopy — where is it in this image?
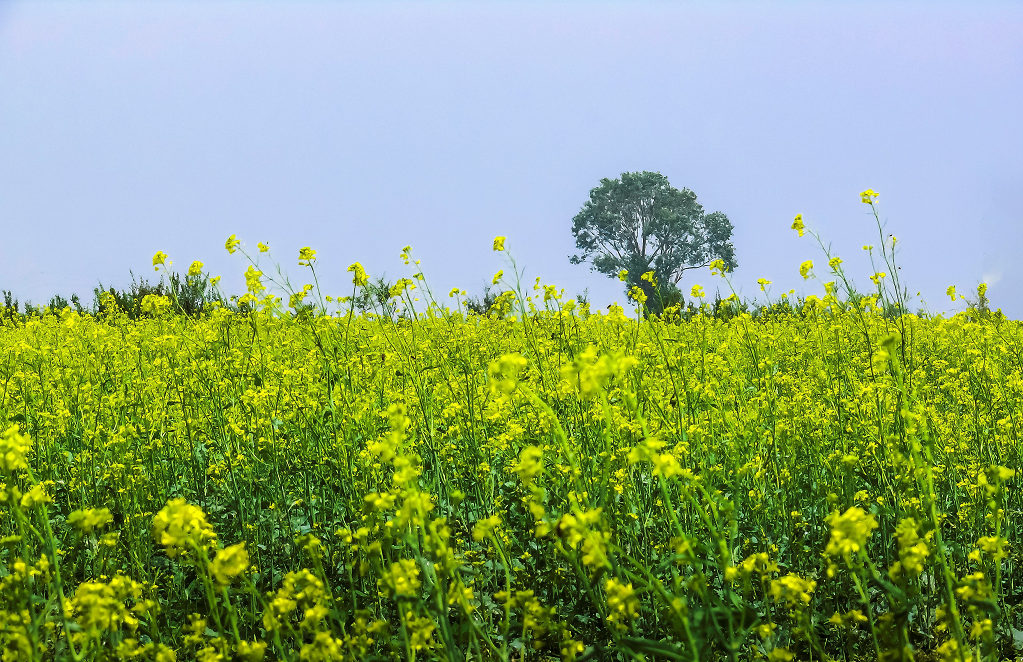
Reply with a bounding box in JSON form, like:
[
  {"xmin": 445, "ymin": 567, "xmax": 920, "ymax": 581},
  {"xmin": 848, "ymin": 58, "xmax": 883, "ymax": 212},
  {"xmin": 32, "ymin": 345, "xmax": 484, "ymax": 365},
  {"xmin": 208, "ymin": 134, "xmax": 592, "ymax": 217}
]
[{"xmin": 569, "ymin": 171, "xmax": 737, "ymax": 311}]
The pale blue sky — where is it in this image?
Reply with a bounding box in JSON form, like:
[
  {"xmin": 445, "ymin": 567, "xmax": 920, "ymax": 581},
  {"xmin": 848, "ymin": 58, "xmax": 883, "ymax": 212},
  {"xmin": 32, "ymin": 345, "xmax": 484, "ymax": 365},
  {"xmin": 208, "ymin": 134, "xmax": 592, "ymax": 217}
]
[{"xmin": 2, "ymin": 2, "xmax": 1021, "ymax": 316}]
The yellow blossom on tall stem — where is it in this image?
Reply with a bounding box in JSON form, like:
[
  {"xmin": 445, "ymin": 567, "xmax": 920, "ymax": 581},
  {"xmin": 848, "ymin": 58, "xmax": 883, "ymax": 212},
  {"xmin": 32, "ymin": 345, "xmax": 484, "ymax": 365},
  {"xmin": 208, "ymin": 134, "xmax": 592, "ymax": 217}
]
[
  {"xmin": 799, "ymin": 260, "xmax": 814, "ymax": 279},
  {"xmin": 791, "ymin": 214, "xmax": 805, "ymax": 237},
  {"xmin": 298, "ymin": 246, "xmax": 317, "ymax": 265},
  {"xmin": 244, "ymin": 265, "xmax": 266, "ymax": 295},
  {"xmin": 348, "ymin": 262, "xmax": 369, "ymax": 287},
  {"xmin": 493, "ymin": 236, "xmax": 506, "ymax": 251}
]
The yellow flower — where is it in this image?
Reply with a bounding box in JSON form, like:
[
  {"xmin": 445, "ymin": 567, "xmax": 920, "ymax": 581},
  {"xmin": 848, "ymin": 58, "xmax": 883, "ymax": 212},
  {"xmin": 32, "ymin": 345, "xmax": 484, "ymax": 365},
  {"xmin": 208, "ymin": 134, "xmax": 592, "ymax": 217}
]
[
  {"xmin": 381, "ymin": 559, "xmax": 421, "ymax": 599},
  {"xmin": 890, "ymin": 518, "xmax": 929, "ymax": 578},
  {"xmin": 69, "ymin": 507, "xmax": 114, "ymax": 534},
  {"xmin": 770, "ymin": 573, "xmax": 816, "ymax": 607},
  {"xmin": 262, "ymin": 569, "xmax": 325, "ymax": 632},
  {"xmin": 799, "ymin": 260, "xmax": 814, "ymax": 280},
  {"xmin": 975, "ymin": 535, "xmax": 1008, "ymax": 561},
  {"xmin": 300, "ymin": 632, "xmax": 342, "ymax": 661},
  {"xmin": 19, "ymin": 482, "xmax": 51, "ymax": 509},
  {"xmin": 211, "ymin": 542, "xmax": 250, "ymax": 585},
  {"xmin": 152, "ymin": 498, "xmax": 217, "ymax": 557},
  {"xmin": 493, "ymin": 236, "xmax": 506, "ymax": 251},
  {"xmin": 510, "ymin": 446, "xmax": 543, "ymax": 486},
  {"xmin": 387, "ymin": 277, "xmax": 413, "ymax": 298},
  {"xmin": 492, "ymin": 270, "xmax": 503, "ymax": 285},
  {"xmin": 472, "ymin": 515, "xmax": 502, "ymax": 541},
  {"xmin": 860, "ymin": 188, "xmax": 879, "ymax": 204},
  {"xmin": 691, "ymin": 284, "xmax": 705, "ymax": 298},
  {"xmin": 152, "ymin": 251, "xmax": 168, "ymax": 270},
  {"xmin": 71, "ymin": 574, "xmax": 149, "ymax": 634},
  {"xmin": 757, "ymin": 278, "xmax": 772, "ymax": 292},
  {"xmin": 188, "ymin": 261, "xmax": 204, "ymax": 277},
  {"xmin": 604, "ymin": 578, "xmax": 639, "ymax": 630},
  {"xmin": 828, "ymin": 256, "xmax": 842, "ymax": 270},
  {"xmin": 225, "ymin": 234, "xmax": 241, "ymax": 253},
  {"xmin": 992, "ymin": 465, "xmax": 1015, "ymax": 482},
  {"xmin": 244, "ymin": 265, "xmax": 266, "ymax": 295},
  {"xmin": 618, "ymin": 269, "xmax": 629, "ymax": 282},
  {"xmin": 739, "ymin": 552, "xmax": 780, "ymax": 579},
  {"xmin": 946, "ymin": 285, "xmax": 957, "ymax": 301},
  {"xmin": 652, "ymin": 453, "xmax": 682, "ymax": 478},
  {"xmin": 405, "ymin": 612, "xmax": 435, "ymax": 650},
  {"xmin": 236, "ymin": 641, "xmax": 267, "ymax": 662},
  {"xmin": 289, "ymin": 284, "xmax": 314, "ymax": 309},
  {"xmin": 257, "ymin": 242, "xmax": 270, "ymax": 253},
  {"xmin": 641, "ymin": 270, "xmax": 657, "ymax": 286},
  {"xmin": 628, "ymin": 286, "xmax": 647, "ymax": 304},
  {"xmin": 298, "ymin": 247, "xmax": 317, "ymax": 265},
  {"xmin": 791, "ymin": 214, "xmax": 805, "ymax": 237},
  {"xmin": 825, "ymin": 507, "xmax": 878, "ymax": 559},
  {"xmin": 558, "ymin": 509, "xmax": 611, "ymax": 569},
  {"xmin": 347, "ymin": 262, "xmax": 369, "ymax": 287},
  {"xmin": 488, "ymin": 353, "xmax": 527, "ymax": 394},
  {"xmin": 0, "ymin": 425, "xmax": 32, "ymax": 473},
  {"xmin": 627, "ymin": 437, "xmax": 665, "ymax": 465}
]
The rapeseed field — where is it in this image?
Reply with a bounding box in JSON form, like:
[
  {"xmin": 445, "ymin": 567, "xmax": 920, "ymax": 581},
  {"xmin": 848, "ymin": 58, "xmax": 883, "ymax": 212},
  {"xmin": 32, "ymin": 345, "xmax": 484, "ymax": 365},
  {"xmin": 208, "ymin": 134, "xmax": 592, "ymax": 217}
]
[{"xmin": 1, "ymin": 198, "xmax": 1020, "ymax": 661}]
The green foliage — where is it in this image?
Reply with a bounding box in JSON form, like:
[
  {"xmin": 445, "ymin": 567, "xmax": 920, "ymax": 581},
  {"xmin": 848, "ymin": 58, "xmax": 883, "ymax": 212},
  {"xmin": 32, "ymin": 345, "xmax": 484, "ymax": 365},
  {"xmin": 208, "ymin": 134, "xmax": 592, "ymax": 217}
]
[
  {"xmin": 463, "ymin": 283, "xmax": 507, "ymax": 317},
  {"xmin": 570, "ymin": 171, "xmax": 738, "ymax": 315},
  {"xmin": 93, "ymin": 270, "xmax": 224, "ymax": 319},
  {"xmin": 351, "ymin": 275, "xmax": 399, "ymax": 317},
  {"xmin": 1, "ymin": 290, "xmax": 20, "ymax": 325}
]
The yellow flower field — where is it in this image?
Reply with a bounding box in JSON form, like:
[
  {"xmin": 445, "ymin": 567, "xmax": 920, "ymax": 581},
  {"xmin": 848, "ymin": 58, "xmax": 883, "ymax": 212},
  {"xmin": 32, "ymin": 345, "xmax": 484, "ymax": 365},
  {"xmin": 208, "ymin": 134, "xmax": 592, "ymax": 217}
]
[{"xmin": 1, "ymin": 231, "xmax": 1020, "ymax": 660}]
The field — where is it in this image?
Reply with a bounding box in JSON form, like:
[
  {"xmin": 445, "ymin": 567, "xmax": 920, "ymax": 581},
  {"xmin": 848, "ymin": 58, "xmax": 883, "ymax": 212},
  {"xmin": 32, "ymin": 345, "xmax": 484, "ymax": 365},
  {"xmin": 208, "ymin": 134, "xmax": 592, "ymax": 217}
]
[{"xmin": 1, "ymin": 245, "xmax": 1021, "ymax": 661}]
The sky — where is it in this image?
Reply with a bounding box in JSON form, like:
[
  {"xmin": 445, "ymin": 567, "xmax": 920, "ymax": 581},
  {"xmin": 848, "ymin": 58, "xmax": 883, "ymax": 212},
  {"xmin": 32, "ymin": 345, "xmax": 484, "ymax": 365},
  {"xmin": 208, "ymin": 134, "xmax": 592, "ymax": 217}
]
[{"xmin": 1, "ymin": 1, "xmax": 1021, "ymax": 317}]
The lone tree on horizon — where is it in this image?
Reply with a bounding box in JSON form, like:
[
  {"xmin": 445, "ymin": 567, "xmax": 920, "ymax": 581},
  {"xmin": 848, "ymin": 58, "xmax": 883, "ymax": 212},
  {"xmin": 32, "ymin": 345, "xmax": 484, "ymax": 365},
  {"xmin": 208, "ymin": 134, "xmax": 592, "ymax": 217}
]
[{"xmin": 569, "ymin": 171, "xmax": 737, "ymax": 314}]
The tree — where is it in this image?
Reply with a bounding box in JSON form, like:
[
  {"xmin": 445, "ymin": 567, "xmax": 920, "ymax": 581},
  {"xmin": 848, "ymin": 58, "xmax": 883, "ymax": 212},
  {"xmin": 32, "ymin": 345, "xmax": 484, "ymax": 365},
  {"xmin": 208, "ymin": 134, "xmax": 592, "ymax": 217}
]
[
  {"xmin": 352, "ymin": 276, "xmax": 399, "ymax": 318},
  {"xmin": 569, "ymin": 171, "xmax": 737, "ymax": 314},
  {"xmin": 464, "ymin": 283, "xmax": 503, "ymax": 317}
]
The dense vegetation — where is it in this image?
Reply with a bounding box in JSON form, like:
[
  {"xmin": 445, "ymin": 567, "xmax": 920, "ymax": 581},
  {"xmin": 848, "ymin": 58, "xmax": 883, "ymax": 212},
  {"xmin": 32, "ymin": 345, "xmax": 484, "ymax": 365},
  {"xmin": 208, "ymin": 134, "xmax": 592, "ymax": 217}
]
[{"xmin": 0, "ymin": 198, "xmax": 1019, "ymax": 661}]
